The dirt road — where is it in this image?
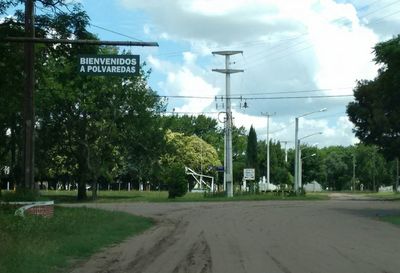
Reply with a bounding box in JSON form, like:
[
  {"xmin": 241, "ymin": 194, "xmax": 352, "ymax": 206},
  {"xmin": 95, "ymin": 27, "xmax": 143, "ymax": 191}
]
[{"xmin": 71, "ymin": 200, "xmax": 400, "ymax": 273}]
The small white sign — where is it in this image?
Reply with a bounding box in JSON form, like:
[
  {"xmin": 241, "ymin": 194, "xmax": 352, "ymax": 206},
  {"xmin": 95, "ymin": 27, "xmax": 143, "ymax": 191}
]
[{"xmin": 243, "ymin": 168, "xmax": 255, "ymax": 180}]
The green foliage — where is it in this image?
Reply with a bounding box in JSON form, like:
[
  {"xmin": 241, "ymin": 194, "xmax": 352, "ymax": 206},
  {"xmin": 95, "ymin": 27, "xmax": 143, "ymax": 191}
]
[
  {"xmin": 246, "ymin": 126, "xmax": 258, "ymax": 174},
  {"xmin": 0, "ymin": 206, "xmax": 153, "ymax": 273},
  {"xmin": 347, "ymin": 35, "xmax": 400, "ymax": 160},
  {"xmin": 160, "ymin": 115, "xmax": 223, "ymax": 155},
  {"xmin": 0, "ymin": 1, "xmax": 165, "ymax": 200},
  {"xmin": 300, "ymin": 144, "xmax": 325, "ymax": 185},
  {"xmin": 354, "ymin": 144, "xmax": 392, "ymax": 191},
  {"xmin": 321, "ymin": 147, "xmax": 351, "ymax": 191},
  {"xmin": 380, "ymin": 215, "xmax": 400, "ymax": 227},
  {"xmin": 162, "ymin": 162, "xmax": 188, "ymax": 199},
  {"xmin": 162, "ymin": 131, "xmax": 221, "ymax": 174},
  {"xmin": 258, "ymin": 140, "xmax": 290, "ymax": 186}
]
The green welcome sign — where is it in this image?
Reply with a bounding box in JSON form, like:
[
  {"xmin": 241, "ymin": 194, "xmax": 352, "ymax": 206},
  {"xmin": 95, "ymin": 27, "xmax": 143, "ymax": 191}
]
[{"xmin": 78, "ymin": 55, "xmax": 140, "ymax": 76}]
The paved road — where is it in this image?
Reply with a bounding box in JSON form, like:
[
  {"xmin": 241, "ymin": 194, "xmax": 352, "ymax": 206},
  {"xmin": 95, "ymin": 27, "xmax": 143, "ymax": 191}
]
[{"xmin": 71, "ymin": 200, "xmax": 400, "ymax": 273}]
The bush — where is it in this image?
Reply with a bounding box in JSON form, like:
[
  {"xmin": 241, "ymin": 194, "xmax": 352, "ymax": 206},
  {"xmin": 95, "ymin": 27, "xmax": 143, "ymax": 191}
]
[{"xmin": 163, "ymin": 163, "xmax": 187, "ymax": 199}]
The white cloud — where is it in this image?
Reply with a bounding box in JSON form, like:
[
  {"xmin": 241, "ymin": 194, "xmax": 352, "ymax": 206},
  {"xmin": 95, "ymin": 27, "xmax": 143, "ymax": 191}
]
[{"xmin": 119, "ymin": 0, "xmax": 399, "ymax": 146}]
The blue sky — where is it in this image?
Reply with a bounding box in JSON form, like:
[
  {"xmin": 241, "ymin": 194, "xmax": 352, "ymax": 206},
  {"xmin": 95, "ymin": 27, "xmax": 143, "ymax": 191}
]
[
  {"xmin": 7, "ymin": 0, "xmax": 400, "ymax": 147},
  {"xmin": 78, "ymin": 0, "xmax": 400, "ymax": 147}
]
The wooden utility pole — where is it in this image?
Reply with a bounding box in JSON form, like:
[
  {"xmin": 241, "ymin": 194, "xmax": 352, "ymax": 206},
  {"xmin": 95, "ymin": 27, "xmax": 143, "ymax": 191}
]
[
  {"xmin": 8, "ymin": 0, "xmax": 158, "ymax": 191},
  {"xmin": 23, "ymin": 0, "xmax": 35, "ymax": 189}
]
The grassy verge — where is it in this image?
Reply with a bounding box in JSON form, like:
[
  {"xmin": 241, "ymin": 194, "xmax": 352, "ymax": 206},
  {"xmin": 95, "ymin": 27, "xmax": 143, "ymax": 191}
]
[
  {"xmin": 36, "ymin": 190, "xmax": 329, "ymax": 203},
  {"xmin": 363, "ymin": 192, "xmax": 400, "ymax": 201},
  {"xmin": 380, "ymin": 215, "xmax": 400, "ymax": 227},
  {"xmin": 0, "ymin": 206, "xmax": 153, "ymax": 273}
]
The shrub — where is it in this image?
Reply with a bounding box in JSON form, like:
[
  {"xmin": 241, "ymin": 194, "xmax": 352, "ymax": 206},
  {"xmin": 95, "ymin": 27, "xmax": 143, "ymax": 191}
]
[{"xmin": 163, "ymin": 163, "xmax": 187, "ymax": 199}]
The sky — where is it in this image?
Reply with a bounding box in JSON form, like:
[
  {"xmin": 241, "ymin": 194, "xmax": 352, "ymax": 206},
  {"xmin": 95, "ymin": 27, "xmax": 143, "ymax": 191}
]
[{"xmin": 19, "ymin": 0, "xmax": 400, "ymax": 147}]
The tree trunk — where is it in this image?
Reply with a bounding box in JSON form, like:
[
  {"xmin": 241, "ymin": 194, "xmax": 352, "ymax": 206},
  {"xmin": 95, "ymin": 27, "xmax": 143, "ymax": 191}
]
[
  {"xmin": 77, "ymin": 181, "xmax": 87, "ymax": 200},
  {"xmin": 92, "ymin": 179, "xmax": 98, "ymax": 200},
  {"xmin": 77, "ymin": 152, "xmax": 88, "ymax": 201}
]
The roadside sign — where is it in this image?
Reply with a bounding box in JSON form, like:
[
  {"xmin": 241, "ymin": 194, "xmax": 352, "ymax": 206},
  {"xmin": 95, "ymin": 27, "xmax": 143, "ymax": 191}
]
[
  {"xmin": 243, "ymin": 168, "xmax": 255, "ymax": 180},
  {"xmin": 215, "ymin": 166, "xmax": 224, "ymax": 172},
  {"xmin": 78, "ymin": 55, "xmax": 140, "ymax": 76}
]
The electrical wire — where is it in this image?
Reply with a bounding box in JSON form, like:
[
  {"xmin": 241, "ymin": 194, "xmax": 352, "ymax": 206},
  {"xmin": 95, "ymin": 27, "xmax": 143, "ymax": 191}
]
[{"xmin": 155, "ymin": 94, "xmax": 353, "ymax": 100}]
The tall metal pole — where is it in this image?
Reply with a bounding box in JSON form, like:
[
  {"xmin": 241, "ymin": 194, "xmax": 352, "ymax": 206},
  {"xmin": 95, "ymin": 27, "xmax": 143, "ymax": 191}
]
[
  {"xmin": 23, "ymin": 0, "xmax": 35, "ymax": 189},
  {"xmin": 294, "ymin": 108, "xmax": 326, "ymax": 193},
  {"xmin": 262, "ymin": 112, "xmax": 275, "ymax": 184},
  {"xmin": 212, "ymin": 51, "xmax": 243, "ymax": 197},
  {"xmin": 353, "ymin": 154, "xmax": 356, "ymax": 191},
  {"xmin": 299, "ymin": 141, "xmax": 302, "ymax": 189},
  {"xmin": 283, "ymin": 141, "xmax": 288, "ymax": 163},
  {"xmin": 267, "ymin": 115, "xmax": 270, "ymax": 184},
  {"xmin": 294, "ymin": 117, "xmax": 299, "ymax": 192}
]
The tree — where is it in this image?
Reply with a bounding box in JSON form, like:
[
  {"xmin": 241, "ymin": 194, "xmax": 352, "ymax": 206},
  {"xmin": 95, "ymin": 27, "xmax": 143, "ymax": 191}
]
[
  {"xmin": 347, "ymin": 35, "xmax": 400, "ymax": 160},
  {"xmin": 355, "ymin": 144, "xmax": 392, "ymax": 191},
  {"xmin": 160, "ymin": 115, "xmax": 224, "ymax": 159},
  {"xmin": 300, "ymin": 145, "xmax": 325, "ymax": 185},
  {"xmin": 161, "ymin": 131, "xmax": 221, "ymax": 195},
  {"xmin": 0, "ymin": 0, "xmax": 91, "ymax": 192},
  {"xmin": 246, "ymin": 125, "xmax": 258, "ymax": 173},
  {"xmin": 320, "ymin": 146, "xmax": 353, "ymax": 191},
  {"xmin": 162, "ymin": 131, "xmax": 221, "ymax": 174}
]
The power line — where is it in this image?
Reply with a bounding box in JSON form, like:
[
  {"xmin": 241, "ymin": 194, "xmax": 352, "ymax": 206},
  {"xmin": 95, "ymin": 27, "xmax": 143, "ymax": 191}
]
[
  {"xmin": 156, "ymin": 94, "xmax": 353, "ymax": 100},
  {"xmin": 360, "ymin": 0, "xmax": 400, "ymax": 18},
  {"xmin": 243, "ymin": 0, "xmax": 400, "ymax": 67},
  {"xmin": 245, "ymin": 94, "xmax": 353, "ymax": 100},
  {"xmin": 161, "ymin": 111, "xmax": 219, "ymax": 115},
  {"xmin": 90, "ymin": 24, "xmax": 145, "ymax": 43},
  {"xmin": 231, "ymin": 86, "xmax": 353, "ymax": 96}
]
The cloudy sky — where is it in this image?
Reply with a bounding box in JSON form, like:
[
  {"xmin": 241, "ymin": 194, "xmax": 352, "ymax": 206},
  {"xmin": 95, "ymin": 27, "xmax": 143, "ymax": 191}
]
[{"xmin": 62, "ymin": 1, "xmax": 400, "ymax": 147}]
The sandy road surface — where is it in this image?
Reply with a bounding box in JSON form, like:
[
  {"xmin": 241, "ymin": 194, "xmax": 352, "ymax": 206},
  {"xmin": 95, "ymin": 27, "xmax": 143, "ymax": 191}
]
[{"xmin": 70, "ymin": 200, "xmax": 400, "ymax": 273}]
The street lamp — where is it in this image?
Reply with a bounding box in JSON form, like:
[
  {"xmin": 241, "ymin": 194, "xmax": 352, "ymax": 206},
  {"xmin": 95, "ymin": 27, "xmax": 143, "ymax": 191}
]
[
  {"xmin": 298, "ymin": 132, "xmax": 322, "ymax": 190},
  {"xmin": 299, "ymin": 152, "xmax": 317, "ymax": 189},
  {"xmin": 294, "ymin": 108, "xmax": 326, "ymax": 193}
]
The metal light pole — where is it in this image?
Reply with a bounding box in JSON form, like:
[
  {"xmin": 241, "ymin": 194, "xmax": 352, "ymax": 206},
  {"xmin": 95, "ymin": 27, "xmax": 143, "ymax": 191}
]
[
  {"xmin": 300, "ymin": 152, "xmax": 316, "ymax": 188},
  {"xmin": 353, "ymin": 154, "xmax": 356, "ymax": 191},
  {"xmin": 262, "ymin": 112, "xmax": 275, "ymax": 184},
  {"xmin": 212, "ymin": 51, "xmax": 243, "ymax": 197},
  {"xmin": 298, "ymin": 133, "xmax": 321, "ymax": 189},
  {"xmin": 294, "ymin": 108, "xmax": 326, "ymax": 192}
]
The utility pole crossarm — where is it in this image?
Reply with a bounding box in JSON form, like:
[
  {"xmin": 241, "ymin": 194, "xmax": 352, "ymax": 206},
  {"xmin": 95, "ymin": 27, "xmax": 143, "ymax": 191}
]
[
  {"xmin": 212, "ymin": 50, "xmax": 243, "ymax": 55},
  {"xmin": 212, "ymin": 69, "xmax": 244, "ymax": 74}
]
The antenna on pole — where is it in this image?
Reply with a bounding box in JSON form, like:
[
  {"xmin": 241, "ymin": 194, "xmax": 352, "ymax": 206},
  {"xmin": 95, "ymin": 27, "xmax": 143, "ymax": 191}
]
[{"xmin": 212, "ymin": 51, "xmax": 243, "ymax": 197}]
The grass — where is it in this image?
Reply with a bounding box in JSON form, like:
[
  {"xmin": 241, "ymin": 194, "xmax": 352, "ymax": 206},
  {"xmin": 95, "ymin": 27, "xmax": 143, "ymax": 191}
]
[
  {"xmin": 35, "ymin": 190, "xmax": 329, "ymax": 203},
  {"xmin": 0, "ymin": 205, "xmax": 153, "ymax": 273},
  {"xmin": 363, "ymin": 192, "xmax": 400, "ymax": 201},
  {"xmin": 381, "ymin": 215, "xmax": 400, "ymax": 227}
]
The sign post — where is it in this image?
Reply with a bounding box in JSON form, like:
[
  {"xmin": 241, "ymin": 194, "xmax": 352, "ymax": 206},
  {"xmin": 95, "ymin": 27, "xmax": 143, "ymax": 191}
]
[
  {"xmin": 243, "ymin": 168, "xmax": 255, "ymax": 180},
  {"xmin": 243, "ymin": 168, "xmax": 255, "ymax": 192}
]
